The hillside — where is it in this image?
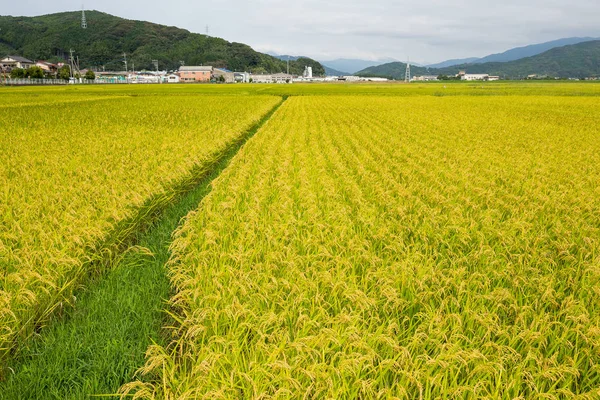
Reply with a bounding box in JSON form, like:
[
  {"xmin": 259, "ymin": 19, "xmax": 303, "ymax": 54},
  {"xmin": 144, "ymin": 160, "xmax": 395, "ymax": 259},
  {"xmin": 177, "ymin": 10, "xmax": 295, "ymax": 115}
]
[
  {"xmin": 0, "ymin": 11, "xmax": 325, "ymax": 74},
  {"xmin": 269, "ymin": 53, "xmax": 348, "ymax": 76},
  {"xmin": 355, "ymin": 62, "xmax": 432, "ymax": 80},
  {"xmin": 320, "ymin": 58, "xmax": 397, "ymax": 74},
  {"xmin": 322, "ymin": 65, "xmax": 348, "ymax": 76},
  {"xmin": 357, "ymin": 40, "xmax": 600, "ymax": 79},
  {"xmin": 427, "ymin": 57, "xmax": 479, "ymax": 69}
]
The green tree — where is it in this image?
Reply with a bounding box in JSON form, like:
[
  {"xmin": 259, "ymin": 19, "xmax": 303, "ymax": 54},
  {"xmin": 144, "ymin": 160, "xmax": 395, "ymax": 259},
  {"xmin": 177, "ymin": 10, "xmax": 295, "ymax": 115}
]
[
  {"xmin": 10, "ymin": 68, "xmax": 26, "ymax": 78},
  {"xmin": 58, "ymin": 65, "xmax": 71, "ymax": 80},
  {"xmin": 26, "ymin": 66, "xmax": 45, "ymax": 79},
  {"xmin": 84, "ymin": 70, "xmax": 96, "ymax": 80}
]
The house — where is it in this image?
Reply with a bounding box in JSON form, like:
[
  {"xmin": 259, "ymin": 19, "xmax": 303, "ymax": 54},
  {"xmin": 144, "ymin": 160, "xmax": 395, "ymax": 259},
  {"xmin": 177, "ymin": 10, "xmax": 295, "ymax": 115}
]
[
  {"xmin": 36, "ymin": 61, "xmax": 58, "ymax": 74},
  {"xmin": 488, "ymin": 76, "xmax": 500, "ymax": 81},
  {"xmin": 1, "ymin": 55, "xmax": 35, "ymax": 72},
  {"xmin": 212, "ymin": 68, "xmax": 235, "ymax": 83},
  {"xmin": 165, "ymin": 74, "xmax": 180, "ymax": 83},
  {"xmin": 178, "ymin": 66, "xmax": 213, "ymax": 82}
]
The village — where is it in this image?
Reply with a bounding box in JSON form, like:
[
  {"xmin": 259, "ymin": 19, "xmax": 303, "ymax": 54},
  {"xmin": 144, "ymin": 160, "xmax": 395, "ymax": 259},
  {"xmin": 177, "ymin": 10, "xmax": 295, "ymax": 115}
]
[
  {"xmin": 1, "ymin": 55, "xmax": 391, "ymax": 84},
  {"xmin": 3, "ymin": 54, "xmax": 592, "ymax": 84}
]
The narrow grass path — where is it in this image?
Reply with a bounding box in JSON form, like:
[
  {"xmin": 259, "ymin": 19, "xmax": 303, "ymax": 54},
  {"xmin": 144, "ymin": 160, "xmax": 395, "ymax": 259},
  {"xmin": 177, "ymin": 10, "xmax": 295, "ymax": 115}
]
[{"xmin": 0, "ymin": 97, "xmax": 286, "ymax": 400}]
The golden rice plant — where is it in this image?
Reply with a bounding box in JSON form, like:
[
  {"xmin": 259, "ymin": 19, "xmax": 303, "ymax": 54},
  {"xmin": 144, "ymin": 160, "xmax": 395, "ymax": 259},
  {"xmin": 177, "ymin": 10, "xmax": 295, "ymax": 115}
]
[
  {"xmin": 0, "ymin": 93, "xmax": 281, "ymax": 368},
  {"xmin": 123, "ymin": 94, "xmax": 600, "ymax": 399}
]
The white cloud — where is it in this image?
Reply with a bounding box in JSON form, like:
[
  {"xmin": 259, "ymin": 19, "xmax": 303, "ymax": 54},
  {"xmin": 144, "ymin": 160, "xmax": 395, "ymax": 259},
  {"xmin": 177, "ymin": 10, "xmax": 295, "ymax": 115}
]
[{"xmin": 3, "ymin": 0, "xmax": 600, "ymax": 63}]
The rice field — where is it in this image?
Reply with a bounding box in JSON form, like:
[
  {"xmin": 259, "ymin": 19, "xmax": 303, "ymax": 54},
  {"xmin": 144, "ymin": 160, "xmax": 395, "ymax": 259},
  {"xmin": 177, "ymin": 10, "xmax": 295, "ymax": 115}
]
[
  {"xmin": 122, "ymin": 94, "xmax": 600, "ymax": 398},
  {"xmin": 0, "ymin": 92, "xmax": 280, "ymax": 361},
  {"xmin": 1, "ymin": 83, "xmax": 600, "ymax": 398}
]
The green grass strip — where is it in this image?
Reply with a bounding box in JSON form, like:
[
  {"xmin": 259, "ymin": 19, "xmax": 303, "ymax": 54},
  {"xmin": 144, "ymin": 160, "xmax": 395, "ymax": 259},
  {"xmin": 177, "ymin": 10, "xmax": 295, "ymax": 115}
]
[{"xmin": 0, "ymin": 96, "xmax": 287, "ymax": 400}]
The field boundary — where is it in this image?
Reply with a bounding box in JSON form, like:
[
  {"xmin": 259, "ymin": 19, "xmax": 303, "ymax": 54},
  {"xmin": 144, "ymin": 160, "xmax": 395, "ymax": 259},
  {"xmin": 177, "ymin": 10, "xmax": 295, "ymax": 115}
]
[{"xmin": 0, "ymin": 95, "xmax": 287, "ymax": 376}]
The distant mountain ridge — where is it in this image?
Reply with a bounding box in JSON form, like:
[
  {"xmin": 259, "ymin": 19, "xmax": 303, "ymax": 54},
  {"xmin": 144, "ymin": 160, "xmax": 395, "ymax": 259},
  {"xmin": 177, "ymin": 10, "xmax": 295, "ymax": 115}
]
[
  {"xmin": 0, "ymin": 11, "xmax": 325, "ymax": 74},
  {"xmin": 427, "ymin": 37, "xmax": 599, "ymax": 68},
  {"xmin": 356, "ymin": 40, "xmax": 600, "ymax": 79},
  {"xmin": 322, "ymin": 65, "xmax": 349, "ymax": 76},
  {"xmin": 268, "ymin": 53, "xmax": 301, "ymax": 62},
  {"xmin": 268, "ymin": 52, "xmax": 350, "ymax": 76},
  {"xmin": 426, "ymin": 57, "xmax": 479, "ymax": 69},
  {"xmin": 319, "ymin": 58, "xmax": 398, "ymax": 74},
  {"xmin": 474, "ymin": 37, "xmax": 599, "ymax": 64}
]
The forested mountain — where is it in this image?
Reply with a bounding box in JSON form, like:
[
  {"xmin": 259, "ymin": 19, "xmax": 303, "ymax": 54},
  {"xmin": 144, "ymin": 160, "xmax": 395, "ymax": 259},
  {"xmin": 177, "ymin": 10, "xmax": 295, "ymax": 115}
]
[
  {"xmin": 427, "ymin": 37, "xmax": 598, "ymax": 68},
  {"xmin": 426, "ymin": 57, "xmax": 479, "ymax": 69},
  {"xmin": 319, "ymin": 58, "xmax": 397, "ymax": 74},
  {"xmin": 473, "ymin": 37, "xmax": 599, "ymax": 64},
  {"xmin": 0, "ymin": 11, "xmax": 325, "ymax": 74},
  {"xmin": 356, "ymin": 41, "xmax": 600, "ymax": 79}
]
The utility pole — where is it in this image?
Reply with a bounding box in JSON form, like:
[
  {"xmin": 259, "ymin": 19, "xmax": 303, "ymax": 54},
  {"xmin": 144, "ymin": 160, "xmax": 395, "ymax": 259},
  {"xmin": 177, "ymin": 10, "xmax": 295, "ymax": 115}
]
[
  {"xmin": 287, "ymin": 56, "xmax": 289, "ymax": 75},
  {"xmin": 132, "ymin": 61, "xmax": 134, "ymax": 74},
  {"xmin": 152, "ymin": 59, "xmax": 160, "ymax": 83},
  {"xmin": 69, "ymin": 49, "xmax": 75, "ymax": 79},
  {"xmin": 76, "ymin": 56, "xmax": 81, "ymax": 80}
]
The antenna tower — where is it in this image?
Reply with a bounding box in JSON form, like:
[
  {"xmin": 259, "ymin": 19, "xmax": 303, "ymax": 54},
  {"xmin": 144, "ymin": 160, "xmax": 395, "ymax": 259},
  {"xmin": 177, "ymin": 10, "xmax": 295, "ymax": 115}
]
[
  {"xmin": 405, "ymin": 57, "xmax": 411, "ymax": 83},
  {"xmin": 81, "ymin": 5, "xmax": 87, "ymax": 29}
]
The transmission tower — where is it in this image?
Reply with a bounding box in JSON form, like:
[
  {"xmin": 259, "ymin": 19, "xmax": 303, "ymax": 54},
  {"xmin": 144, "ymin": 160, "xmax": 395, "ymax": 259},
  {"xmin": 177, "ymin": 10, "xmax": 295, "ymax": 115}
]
[
  {"xmin": 205, "ymin": 25, "xmax": 209, "ymax": 36},
  {"xmin": 81, "ymin": 5, "xmax": 87, "ymax": 29},
  {"xmin": 405, "ymin": 57, "xmax": 411, "ymax": 83},
  {"xmin": 123, "ymin": 52, "xmax": 127, "ymax": 72}
]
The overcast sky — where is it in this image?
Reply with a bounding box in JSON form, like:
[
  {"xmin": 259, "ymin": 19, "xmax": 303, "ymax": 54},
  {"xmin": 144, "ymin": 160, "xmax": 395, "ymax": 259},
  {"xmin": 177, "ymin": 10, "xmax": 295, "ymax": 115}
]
[{"xmin": 4, "ymin": 0, "xmax": 600, "ymax": 63}]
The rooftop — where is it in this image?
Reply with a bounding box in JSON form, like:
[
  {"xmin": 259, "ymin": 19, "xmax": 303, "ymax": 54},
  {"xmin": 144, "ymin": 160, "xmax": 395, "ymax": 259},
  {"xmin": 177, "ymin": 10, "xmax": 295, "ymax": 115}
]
[
  {"xmin": 179, "ymin": 66, "xmax": 213, "ymax": 72},
  {"xmin": 2, "ymin": 55, "xmax": 34, "ymax": 63}
]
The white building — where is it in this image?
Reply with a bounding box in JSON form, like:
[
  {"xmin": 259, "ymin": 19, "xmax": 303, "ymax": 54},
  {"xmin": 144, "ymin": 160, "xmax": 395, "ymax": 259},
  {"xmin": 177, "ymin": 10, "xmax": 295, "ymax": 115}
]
[
  {"xmin": 461, "ymin": 73, "xmax": 489, "ymax": 81},
  {"xmin": 361, "ymin": 77, "xmax": 389, "ymax": 82},
  {"xmin": 272, "ymin": 73, "xmax": 293, "ymax": 83},
  {"xmin": 165, "ymin": 74, "xmax": 180, "ymax": 83},
  {"xmin": 303, "ymin": 66, "xmax": 313, "ymax": 78},
  {"xmin": 412, "ymin": 75, "xmax": 439, "ymax": 82},
  {"xmin": 234, "ymin": 72, "xmax": 250, "ymax": 83},
  {"xmin": 250, "ymin": 74, "xmax": 273, "ymax": 83}
]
